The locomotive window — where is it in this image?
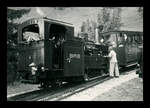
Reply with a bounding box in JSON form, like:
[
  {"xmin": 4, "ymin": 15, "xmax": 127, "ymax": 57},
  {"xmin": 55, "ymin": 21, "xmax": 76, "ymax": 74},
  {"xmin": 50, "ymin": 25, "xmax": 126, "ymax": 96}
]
[
  {"xmin": 49, "ymin": 24, "xmax": 66, "ymax": 40},
  {"xmin": 22, "ymin": 24, "xmax": 41, "ymax": 42}
]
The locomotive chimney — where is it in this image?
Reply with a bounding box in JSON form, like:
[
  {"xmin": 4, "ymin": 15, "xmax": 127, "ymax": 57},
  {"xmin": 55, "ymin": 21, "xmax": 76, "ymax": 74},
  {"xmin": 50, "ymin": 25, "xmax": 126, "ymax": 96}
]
[{"xmin": 95, "ymin": 25, "xmax": 103, "ymax": 45}]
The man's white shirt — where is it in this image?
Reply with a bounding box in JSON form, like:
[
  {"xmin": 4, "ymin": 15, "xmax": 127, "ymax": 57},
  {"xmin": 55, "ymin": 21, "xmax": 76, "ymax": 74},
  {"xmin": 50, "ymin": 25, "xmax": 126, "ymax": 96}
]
[{"xmin": 108, "ymin": 50, "xmax": 117, "ymax": 62}]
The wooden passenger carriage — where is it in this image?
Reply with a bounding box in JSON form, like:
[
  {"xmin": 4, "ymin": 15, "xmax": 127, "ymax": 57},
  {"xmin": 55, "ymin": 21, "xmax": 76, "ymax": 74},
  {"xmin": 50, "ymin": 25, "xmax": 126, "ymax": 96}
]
[{"xmin": 101, "ymin": 30, "xmax": 143, "ymax": 67}]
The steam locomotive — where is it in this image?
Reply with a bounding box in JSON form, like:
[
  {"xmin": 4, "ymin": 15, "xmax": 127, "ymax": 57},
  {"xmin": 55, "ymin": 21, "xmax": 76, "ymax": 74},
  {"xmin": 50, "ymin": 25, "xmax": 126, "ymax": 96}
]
[{"xmin": 17, "ymin": 17, "xmax": 143, "ymax": 88}]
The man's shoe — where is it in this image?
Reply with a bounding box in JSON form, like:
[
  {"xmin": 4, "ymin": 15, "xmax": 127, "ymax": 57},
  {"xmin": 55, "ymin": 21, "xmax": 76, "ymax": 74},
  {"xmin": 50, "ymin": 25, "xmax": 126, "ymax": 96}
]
[{"xmin": 115, "ymin": 76, "xmax": 119, "ymax": 78}]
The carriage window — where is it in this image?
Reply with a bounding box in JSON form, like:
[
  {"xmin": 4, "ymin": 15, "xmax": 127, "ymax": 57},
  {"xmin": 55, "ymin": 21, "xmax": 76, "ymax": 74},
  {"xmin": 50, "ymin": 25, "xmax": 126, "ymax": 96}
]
[
  {"xmin": 131, "ymin": 36, "xmax": 134, "ymax": 43},
  {"xmin": 140, "ymin": 35, "xmax": 143, "ymax": 43},
  {"xmin": 127, "ymin": 34, "xmax": 132, "ymax": 44},
  {"xmin": 134, "ymin": 35, "xmax": 140, "ymax": 43},
  {"xmin": 118, "ymin": 33, "xmax": 124, "ymax": 44},
  {"xmin": 123, "ymin": 33, "xmax": 127, "ymax": 41},
  {"xmin": 22, "ymin": 24, "xmax": 41, "ymax": 42}
]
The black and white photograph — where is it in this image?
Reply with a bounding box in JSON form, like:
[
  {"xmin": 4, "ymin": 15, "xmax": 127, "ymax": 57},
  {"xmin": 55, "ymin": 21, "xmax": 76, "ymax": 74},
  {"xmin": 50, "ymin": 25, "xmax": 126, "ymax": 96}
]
[{"xmin": 7, "ymin": 7, "xmax": 143, "ymax": 101}]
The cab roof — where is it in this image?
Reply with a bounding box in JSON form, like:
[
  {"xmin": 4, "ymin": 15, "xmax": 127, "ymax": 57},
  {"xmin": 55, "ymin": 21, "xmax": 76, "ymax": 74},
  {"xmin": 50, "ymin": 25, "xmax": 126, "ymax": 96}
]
[{"xmin": 21, "ymin": 17, "xmax": 74, "ymax": 27}]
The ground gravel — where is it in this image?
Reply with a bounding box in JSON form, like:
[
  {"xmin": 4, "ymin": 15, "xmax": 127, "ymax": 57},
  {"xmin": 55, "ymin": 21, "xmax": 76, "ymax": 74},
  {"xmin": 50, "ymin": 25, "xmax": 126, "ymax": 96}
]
[
  {"xmin": 61, "ymin": 71, "xmax": 143, "ymax": 101},
  {"xmin": 92, "ymin": 78, "xmax": 143, "ymax": 101}
]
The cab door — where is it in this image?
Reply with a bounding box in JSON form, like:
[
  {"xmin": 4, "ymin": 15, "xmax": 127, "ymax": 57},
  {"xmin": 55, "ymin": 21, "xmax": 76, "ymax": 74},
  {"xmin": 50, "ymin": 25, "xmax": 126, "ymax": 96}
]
[{"xmin": 63, "ymin": 40, "xmax": 84, "ymax": 77}]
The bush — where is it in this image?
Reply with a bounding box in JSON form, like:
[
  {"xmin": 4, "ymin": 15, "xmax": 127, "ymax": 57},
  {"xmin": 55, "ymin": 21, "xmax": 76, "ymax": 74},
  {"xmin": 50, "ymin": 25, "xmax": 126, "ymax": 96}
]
[{"xmin": 7, "ymin": 47, "xmax": 19, "ymax": 84}]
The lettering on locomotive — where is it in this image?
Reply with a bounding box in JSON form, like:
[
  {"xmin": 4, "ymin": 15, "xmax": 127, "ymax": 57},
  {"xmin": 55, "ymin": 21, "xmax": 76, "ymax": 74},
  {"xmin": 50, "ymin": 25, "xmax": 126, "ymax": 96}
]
[{"xmin": 69, "ymin": 53, "xmax": 80, "ymax": 59}]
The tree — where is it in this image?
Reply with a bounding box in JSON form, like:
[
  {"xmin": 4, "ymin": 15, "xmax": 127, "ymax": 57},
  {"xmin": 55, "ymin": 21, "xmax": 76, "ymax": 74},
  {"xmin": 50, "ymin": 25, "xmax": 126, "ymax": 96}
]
[
  {"xmin": 7, "ymin": 8, "xmax": 30, "ymax": 84},
  {"xmin": 108, "ymin": 7, "xmax": 122, "ymax": 31},
  {"xmin": 80, "ymin": 7, "xmax": 123, "ymax": 42},
  {"xmin": 80, "ymin": 19, "xmax": 97, "ymax": 41},
  {"xmin": 97, "ymin": 7, "xmax": 123, "ymax": 32},
  {"xmin": 97, "ymin": 7, "xmax": 110, "ymax": 32},
  {"xmin": 7, "ymin": 8, "xmax": 30, "ymax": 46}
]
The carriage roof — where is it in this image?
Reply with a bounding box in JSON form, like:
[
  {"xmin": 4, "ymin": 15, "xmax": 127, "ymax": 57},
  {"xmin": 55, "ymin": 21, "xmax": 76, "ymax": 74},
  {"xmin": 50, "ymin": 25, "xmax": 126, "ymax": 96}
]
[{"xmin": 101, "ymin": 30, "xmax": 143, "ymax": 36}]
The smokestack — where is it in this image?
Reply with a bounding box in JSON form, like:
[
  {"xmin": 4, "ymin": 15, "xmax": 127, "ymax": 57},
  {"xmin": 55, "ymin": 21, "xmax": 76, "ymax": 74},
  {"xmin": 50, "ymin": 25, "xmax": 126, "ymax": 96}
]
[
  {"xmin": 95, "ymin": 27, "xmax": 100, "ymax": 45},
  {"xmin": 95, "ymin": 25, "xmax": 103, "ymax": 45}
]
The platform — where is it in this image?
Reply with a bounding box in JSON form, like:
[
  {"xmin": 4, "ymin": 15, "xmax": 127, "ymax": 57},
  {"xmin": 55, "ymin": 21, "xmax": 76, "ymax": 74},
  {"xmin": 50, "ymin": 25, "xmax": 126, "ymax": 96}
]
[{"xmin": 62, "ymin": 70, "xmax": 143, "ymax": 101}]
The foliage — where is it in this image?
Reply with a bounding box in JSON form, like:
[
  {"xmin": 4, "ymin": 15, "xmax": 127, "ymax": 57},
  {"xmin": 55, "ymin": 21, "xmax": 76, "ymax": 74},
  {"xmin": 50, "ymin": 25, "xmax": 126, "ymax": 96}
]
[
  {"xmin": 7, "ymin": 8, "xmax": 30, "ymax": 84},
  {"xmin": 7, "ymin": 8, "xmax": 30, "ymax": 45},
  {"xmin": 80, "ymin": 7, "xmax": 123, "ymax": 41},
  {"xmin": 97, "ymin": 7, "xmax": 123, "ymax": 32},
  {"xmin": 80, "ymin": 19, "xmax": 97, "ymax": 41},
  {"xmin": 7, "ymin": 9, "xmax": 30, "ymax": 21}
]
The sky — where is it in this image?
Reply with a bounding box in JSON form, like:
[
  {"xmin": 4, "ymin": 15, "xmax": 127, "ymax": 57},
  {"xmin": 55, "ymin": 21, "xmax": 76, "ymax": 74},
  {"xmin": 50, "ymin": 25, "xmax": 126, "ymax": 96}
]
[{"xmin": 8, "ymin": 7, "xmax": 143, "ymax": 35}]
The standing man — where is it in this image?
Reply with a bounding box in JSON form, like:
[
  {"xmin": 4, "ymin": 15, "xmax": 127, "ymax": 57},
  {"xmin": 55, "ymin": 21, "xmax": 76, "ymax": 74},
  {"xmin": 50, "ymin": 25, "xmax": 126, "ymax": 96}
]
[{"xmin": 108, "ymin": 42, "xmax": 119, "ymax": 78}]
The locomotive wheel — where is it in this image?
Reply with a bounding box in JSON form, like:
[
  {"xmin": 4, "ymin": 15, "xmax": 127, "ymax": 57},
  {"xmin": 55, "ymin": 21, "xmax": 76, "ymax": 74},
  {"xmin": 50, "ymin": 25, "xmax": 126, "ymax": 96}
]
[
  {"xmin": 51, "ymin": 80, "xmax": 63, "ymax": 88},
  {"xmin": 55, "ymin": 80, "xmax": 63, "ymax": 87},
  {"xmin": 83, "ymin": 73, "xmax": 89, "ymax": 81},
  {"xmin": 39, "ymin": 81, "xmax": 50, "ymax": 88}
]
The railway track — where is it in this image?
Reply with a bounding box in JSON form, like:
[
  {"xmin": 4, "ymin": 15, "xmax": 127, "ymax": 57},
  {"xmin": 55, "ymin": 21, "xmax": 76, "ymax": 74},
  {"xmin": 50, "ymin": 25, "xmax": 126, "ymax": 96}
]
[
  {"xmin": 7, "ymin": 74, "xmax": 109, "ymax": 101},
  {"xmin": 39, "ymin": 75, "xmax": 110, "ymax": 101},
  {"xmin": 39, "ymin": 65, "xmax": 137, "ymax": 101},
  {"xmin": 7, "ymin": 65, "xmax": 137, "ymax": 101}
]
